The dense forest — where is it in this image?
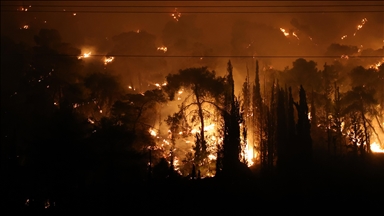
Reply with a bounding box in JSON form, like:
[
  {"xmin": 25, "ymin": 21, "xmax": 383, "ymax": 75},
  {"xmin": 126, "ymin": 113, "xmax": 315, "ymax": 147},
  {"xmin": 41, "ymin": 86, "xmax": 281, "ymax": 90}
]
[{"xmin": 2, "ymin": 28, "xmax": 384, "ymax": 212}]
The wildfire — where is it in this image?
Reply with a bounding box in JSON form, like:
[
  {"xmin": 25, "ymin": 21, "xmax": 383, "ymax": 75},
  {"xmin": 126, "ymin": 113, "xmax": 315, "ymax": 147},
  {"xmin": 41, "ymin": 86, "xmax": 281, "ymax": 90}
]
[
  {"xmin": 19, "ymin": 6, "xmax": 30, "ymax": 12},
  {"xmin": 104, "ymin": 56, "xmax": 114, "ymax": 65},
  {"xmin": 157, "ymin": 46, "xmax": 168, "ymax": 53},
  {"xmin": 87, "ymin": 118, "xmax": 95, "ymax": 124},
  {"xmin": 340, "ymin": 55, "xmax": 349, "ymax": 60},
  {"xmin": 353, "ymin": 18, "xmax": 368, "ymax": 36},
  {"xmin": 292, "ymin": 32, "xmax": 300, "ymax": 40},
  {"xmin": 151, "ymin": 99, "xmax": 260, "ymax": 177},
  {"xmin": 173, "ymin": 157, "xmax": 180, "ymax": 171},
  {"xmin": 23, "ymin": 25, "xmax": 29, "ymax": 29},
  {"xmin": 171, "ymin": 8, "xmax": 181, "ymax": 21},
  {"xmin": 369, "ymin": 58, "xmax": 384, "ymax": 70},
  {"xmin": 371, "ymin": 142, "xmax": 384, "ymax": 153},
  {"xmin": 341, "ymin": 35, "xmax": 347, "ymax": 40},
  {"xmin": 149, "ymin": 128, "xmax": 157, "ymax": 137},
  {"xmin": 358, "ymin": 45, "xmax": 363, "ymax": 53},
  {"xmin": 208, "ymin": 154, "xmax": 217, "ymax": 160},
  {"xmin": 44, "ymin": 199, "xmax": 50, "ymax": 209},
  {"xmin": 280, "ymin": 28, "xmax": 289, "ymax": 37},
  {"xmin": 245, "ymin": 143, "xmax": 255, "ymax": 166},
  {"xmin": 204, "ymin": 124, "xmax": 215, "ymax": 132},
  {"xmin": 280, "ymin": 28, "xmax": 300, "ymax": 41},
  {"xmin": 78, "ymin": 52, "xmax": 91, "ymax": 59}
]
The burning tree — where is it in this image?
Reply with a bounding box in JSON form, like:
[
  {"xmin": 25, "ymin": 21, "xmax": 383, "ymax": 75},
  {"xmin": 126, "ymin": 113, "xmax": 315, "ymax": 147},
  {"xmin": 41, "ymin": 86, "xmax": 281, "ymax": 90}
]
[
  {"xmin": 342, "ymin": 86, "xmax": 378, "ymax": 156},
  {"xmin": 217, "ymin": 60, "xmax": 249, "ymax": 178},
  {"xmin": 164, "ymin": 67, "xmax": 225, "ymax": 175},
  {"xmin": 241, "ymin": 65, "xmax": 253, "ymax": 166},
  {"xmin": 83, "ymin": 72, "xmax": 123, "ymax": 118},
  {"xmin": 252, "ymin": 60, "xmax": 266, "ymax": 168}
]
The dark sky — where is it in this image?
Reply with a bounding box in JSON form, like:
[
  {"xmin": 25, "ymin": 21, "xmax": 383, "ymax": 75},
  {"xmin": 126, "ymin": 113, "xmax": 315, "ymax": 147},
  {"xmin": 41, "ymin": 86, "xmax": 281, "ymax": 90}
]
[{"xmin": 1, "ymin": 1, "xmax": 383, "ymax": 88}]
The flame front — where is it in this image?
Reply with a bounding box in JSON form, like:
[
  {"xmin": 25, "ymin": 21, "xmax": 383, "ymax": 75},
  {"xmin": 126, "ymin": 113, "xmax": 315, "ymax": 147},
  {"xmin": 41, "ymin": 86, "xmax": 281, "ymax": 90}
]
[
  {"xmin": 157, "ymin": 46, "xmax": 168, "ymax": 53},
  {"xmin": 369, "ymin": 58, "xmax": 384, "ymax": 70},
  {"xmin": 292, "ymin": 32, "xmax": 299, "ymax": 40},
  {"xmin": 78, "ymin": 51, "xmax": 91, "ymax": 59},
  {"xmin": 104, "ymin": 56, "xmax": 114, "ymax": 65},
  {"xmin": 353, "ymin": 18, "xmax": 367, "ymax": 36},
  {"xmin": 280, "ymin": 28, "xmax": 289, "ymax": 37},
  {"xmin": 149, "ymin": 128, "xmax": 157, "ymax": 137},
  {"xmin": 280, "ymin": 28, "xmax": 299, "ymax": 41},
  {"xmin": 371, "ymin": 142, "xmax": 384, "ymax": 153}
]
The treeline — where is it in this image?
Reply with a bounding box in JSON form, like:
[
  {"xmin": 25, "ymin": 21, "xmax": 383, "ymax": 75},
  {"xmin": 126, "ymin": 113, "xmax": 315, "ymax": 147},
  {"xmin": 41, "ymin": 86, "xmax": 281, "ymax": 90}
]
[{"xmin": 2, "ymin": 29, "xmax": 384, "ymax": 196}]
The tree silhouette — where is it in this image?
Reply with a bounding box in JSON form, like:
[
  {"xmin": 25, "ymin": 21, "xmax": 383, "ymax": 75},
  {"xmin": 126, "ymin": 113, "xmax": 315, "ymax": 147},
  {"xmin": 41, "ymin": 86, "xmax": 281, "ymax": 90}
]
[
  {"xmin": 276, "ymin": 87, "xmax": 288, "ymax": 171},
  {"xmin": 241, "ymin": 66, "xmax": 252, "ymax": 165},
  {"xmin": 267, "ymin": 80, "xmax": 277, "ymax": 170},
  {"xmin": 221, "ymin": 61, "xmax": 243, "ymax": 175},
  {"xmin": 294, "ymin": 85, "xmax": 312, "ymax": 166},
  {"xmin": 165, "ymin": 111, "xmax": 185, "ymax": 176},
  {"xmin": 252, "ymin": 60, "xmax": 265, "ymax": 169},
  {"xmin": 285, "ymin": 58, "xmax": 321, "ymax": 95},
  {"xmin": 164, "ymin": 67, "xmax": 225, "ymax": 172},
  {"xmin": 110, "ymin": 89, "xmax": 166, "ymax": 155},
  {"xmin": 84, "ymin": 72, "xmax": 123, "ymax": 118},
  {"xmin": 342, "ymin": 86, "xmax": 378, "ymax": 155},
  {"xmin": 32, "ymin": 29, "xmax": 84, "ymax": 108},
  {"xmin": 287, "ymin": 87, "xmax": 297, "ymax": 158},
  {"xmin": 332, "ymin": 83, "xmax": 343, "ymax": 155}
]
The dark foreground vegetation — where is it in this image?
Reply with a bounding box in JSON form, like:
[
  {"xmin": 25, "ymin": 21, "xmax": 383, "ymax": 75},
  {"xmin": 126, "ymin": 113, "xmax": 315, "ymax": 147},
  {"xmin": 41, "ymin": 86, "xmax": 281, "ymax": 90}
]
[{"xmin": 4, "ymin": 153, "xmax": 384, "ymax": 214}]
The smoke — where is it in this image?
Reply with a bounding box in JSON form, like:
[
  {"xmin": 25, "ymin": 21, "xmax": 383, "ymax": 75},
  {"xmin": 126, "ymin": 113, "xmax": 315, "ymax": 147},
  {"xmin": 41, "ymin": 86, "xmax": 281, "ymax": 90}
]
[
  {"xmin": 105, "ymin": 30, "xmax": 167, "ymax": 91},
  {"xmin": 161, "ymin": 14, "xmax": 220, "ymax": 73},
  {"xmin": 325, "ymin": 43, "xmax": 359, "ymax": 56},
  {"xmin": 290, "ymin": 18, "xmax": 313, "ymax": 37}
]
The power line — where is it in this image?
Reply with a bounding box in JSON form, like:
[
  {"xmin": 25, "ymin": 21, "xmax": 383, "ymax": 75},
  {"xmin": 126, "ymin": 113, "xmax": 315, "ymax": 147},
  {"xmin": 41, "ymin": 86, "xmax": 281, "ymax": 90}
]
[
  {"xmin": 3, "ymin": 4, "xmax": 383, "ymax": 8},
  {"xmin": 2, "ymin": 10, "xmax": 383, "ymax": 13},
  {"xmin": 33, "ymin": 54, "xmax": 384, "ymax": 58}
]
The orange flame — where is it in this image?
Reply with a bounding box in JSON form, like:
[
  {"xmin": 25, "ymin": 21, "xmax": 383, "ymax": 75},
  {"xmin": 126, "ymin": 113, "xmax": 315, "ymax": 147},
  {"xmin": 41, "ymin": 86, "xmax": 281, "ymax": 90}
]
[
  {"xmin": 371, "ymin": 142, "xmax": 384, "ymax": 153},
  {"xmin": 280, "ymin": 28, "xmax": 289, "ymax": 37}
]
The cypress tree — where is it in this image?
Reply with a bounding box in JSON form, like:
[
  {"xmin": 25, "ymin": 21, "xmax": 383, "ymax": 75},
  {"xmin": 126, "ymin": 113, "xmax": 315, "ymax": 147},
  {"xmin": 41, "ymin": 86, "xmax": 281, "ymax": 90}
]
[{"xmin": 294, "ymin": 85, "xmax": 312, "ymax": 167}]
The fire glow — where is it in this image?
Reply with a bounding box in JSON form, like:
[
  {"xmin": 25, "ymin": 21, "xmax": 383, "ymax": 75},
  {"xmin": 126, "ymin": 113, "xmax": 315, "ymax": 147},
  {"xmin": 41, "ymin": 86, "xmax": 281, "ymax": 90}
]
[
  {"xmin": 369, "ymin": 58, "xmax": 384, "ymax": 70},
  {"xmin": 353, "ymin": 18, "xmax": 367, "ymax": 36},
  {"xmin": 149, "ymin": 101, "xmax": 257, "ymax": 174},
  {"xmin": 78, "ymin": 52, "xmax": 91, "ymax": 59},
  {"xmin": 104, "ymin": 56, "xmax": 114, "ymax": 65},
  {"xmin": 280, "ymin": 28, "xmax": 299, "ymax": 40},
  {"xmin": 371, "ymin": 142, "xmax": 384, "ymax": 153},
  {"xmin": 171, "ymin": 8, "xmax": 181, "ymax": 21},
  {"xmin": 157, "ymin": 46, "xmax": 168, "ymax": 53},
  {"xmin": 280, "ymin": 28, "xmax": 289, "ymax": 37}
]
